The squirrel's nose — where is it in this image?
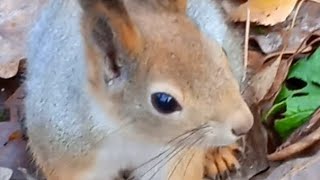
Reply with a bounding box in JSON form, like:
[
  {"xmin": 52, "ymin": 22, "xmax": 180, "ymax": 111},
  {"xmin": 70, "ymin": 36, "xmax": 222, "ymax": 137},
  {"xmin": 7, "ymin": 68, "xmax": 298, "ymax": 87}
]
[
  {"xmin": 232, "ymin": 127, "xmax": 248, "ymax": 136},
  {"xmin": 229, "ymin": 107, "xmax": 254, "ymax": 137}
]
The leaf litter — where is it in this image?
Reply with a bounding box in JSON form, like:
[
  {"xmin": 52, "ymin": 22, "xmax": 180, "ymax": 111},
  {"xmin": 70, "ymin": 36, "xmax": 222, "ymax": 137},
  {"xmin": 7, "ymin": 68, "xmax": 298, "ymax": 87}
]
[{"xmin": 0, "ymin": 0, "xmax": 46, "ymax": 79}]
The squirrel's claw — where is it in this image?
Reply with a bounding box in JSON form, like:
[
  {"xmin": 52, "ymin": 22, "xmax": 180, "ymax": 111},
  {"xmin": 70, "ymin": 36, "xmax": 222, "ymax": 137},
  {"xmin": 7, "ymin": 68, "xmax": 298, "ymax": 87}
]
[{"xmin": 204, "ymin": 144, "xmax": 241, "ymax": 180}]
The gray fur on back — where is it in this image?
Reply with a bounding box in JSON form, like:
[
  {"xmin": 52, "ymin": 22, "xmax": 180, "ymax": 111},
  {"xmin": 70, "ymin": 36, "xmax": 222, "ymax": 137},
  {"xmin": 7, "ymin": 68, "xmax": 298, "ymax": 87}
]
[{"xmin": 25, "ymin": 0, "xmax": 107, "ymax": 160}]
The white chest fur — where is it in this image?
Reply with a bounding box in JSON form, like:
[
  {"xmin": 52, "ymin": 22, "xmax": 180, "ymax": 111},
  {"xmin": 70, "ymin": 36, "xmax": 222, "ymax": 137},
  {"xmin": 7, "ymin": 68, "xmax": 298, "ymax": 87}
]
[{"xmin": 83, "ymin": 136, "xmax": 169, "ymax": 180}]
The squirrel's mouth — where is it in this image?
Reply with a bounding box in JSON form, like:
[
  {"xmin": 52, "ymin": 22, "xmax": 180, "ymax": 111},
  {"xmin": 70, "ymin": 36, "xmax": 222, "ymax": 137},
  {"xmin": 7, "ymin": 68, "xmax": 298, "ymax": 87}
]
[
  {"xmin": 194, "ymin": 123, "xmax": 240, "ymax": 148},
  {"xmin": 160, "ymin": 123, "xmax": 239, "ymax": 151}
]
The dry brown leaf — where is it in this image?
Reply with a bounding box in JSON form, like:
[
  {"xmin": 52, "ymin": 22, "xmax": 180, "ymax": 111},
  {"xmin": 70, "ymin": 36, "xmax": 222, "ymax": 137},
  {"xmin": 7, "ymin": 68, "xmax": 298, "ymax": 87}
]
[
  {"xmin": 230, "ymin": 0, "xmax": 298, "ymax": 26},
  {"xmin": 260, "ymin": 59, "xmax": 292, "ymax": 108},
  {"xmin": 250, "ymin": 32, "xmax": 283, "ymax": 54},
  {"xmin": 265, "ymin": 145, "xmax": 320, "ymax": 180},
  {"xmin": 247, "ymin": 50, "xmax": 266, "ymax": 74},
  {"xmin": 249, "ymin": 2, "xmax": 320, "ymax": 55},
  {"xmin": 0, "ymin": 122, "xmax": 34, "ymax": 180},
  {"xmin": 261, "ymin": 30, "xmax": 320, "ymax": 108},
  {"xmin": 3, "ymin": 130, "xmax": 24, "ymax": 146},
  {"xmin": 0, "ymin": 61, "xmax": 20, "ymax": 79},
  {"xmin": 0, "ymin": 0, "xmax": 47, "ymax": 79},
  {"xmin": 244, "ymin": 54, "xmax": 282, "ymax": 104}
]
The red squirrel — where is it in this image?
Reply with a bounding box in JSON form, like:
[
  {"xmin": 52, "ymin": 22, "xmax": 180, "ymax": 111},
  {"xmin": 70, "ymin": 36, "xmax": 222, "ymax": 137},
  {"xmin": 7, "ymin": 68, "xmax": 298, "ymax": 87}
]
[{"xmin": 25, "ymin": 0, "xmax": 253, "ymax": 179}]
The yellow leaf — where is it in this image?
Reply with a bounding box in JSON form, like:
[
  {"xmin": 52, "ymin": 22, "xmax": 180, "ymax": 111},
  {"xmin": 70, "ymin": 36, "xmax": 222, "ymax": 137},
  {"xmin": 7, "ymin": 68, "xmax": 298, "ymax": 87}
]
[{"xmin": 230, "ymin": 0, "xmax": 298, "ymax": 26}]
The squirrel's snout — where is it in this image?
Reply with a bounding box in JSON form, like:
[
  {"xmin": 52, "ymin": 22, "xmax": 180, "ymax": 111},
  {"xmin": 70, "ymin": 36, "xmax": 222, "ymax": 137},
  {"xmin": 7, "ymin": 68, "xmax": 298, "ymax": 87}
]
[{"xmin": 229, "ymin": 106, "xmax": 254, "ymax": 137}]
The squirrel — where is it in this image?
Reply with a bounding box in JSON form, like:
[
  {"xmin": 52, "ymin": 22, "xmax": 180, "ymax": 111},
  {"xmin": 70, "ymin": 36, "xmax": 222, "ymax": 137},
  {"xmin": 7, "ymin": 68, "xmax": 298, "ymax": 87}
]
[{"xmin": 24, "ymin": 0, "xmax": 253, "ymax": 179}]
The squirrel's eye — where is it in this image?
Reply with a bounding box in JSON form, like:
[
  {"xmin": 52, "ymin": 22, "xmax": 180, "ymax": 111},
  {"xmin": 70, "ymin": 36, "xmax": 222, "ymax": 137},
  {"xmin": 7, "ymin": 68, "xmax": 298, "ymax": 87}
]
[{"xmin": 151, "ymin": 92, "xmax": 182, "ymax": 114}]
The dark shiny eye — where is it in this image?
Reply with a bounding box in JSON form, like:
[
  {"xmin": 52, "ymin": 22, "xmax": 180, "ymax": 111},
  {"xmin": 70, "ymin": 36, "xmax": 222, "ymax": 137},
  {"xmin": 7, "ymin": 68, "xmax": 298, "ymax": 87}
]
[{"xmin": 151, "ymin": 92, "xmax": 182, "ymax": 114}]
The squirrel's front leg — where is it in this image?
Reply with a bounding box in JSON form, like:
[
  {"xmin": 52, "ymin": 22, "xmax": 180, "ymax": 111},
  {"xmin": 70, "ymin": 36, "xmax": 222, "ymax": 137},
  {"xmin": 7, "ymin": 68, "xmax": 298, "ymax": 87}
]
[
  {"xmin": 168, "ymin": 144, "xmax": 240, "ymax": 180},
  {"xmin": 204, "ymin": 144, "xmax": 241, "ymax": 180}
]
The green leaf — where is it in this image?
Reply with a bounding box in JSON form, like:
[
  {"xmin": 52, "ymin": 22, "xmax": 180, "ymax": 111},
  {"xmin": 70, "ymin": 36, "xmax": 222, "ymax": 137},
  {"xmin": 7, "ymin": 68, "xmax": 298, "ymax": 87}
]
[
  {"xmin": 284, "ymin": 96, "xmax": 320, "ymax": 116},
  {"xmin": 265, "ymin": 47, "xmax": 320, "ymax": 140},
  {"xmin": 263, "ymin": 100, "xmax": 286, "ymax": 122},
  {"xmin": 275, "ymin": 48, "xmax": 320, "ymax": 102},
  {"xmin": 274, "ymin": 111, "xmax": 312, "ymax": 139}
]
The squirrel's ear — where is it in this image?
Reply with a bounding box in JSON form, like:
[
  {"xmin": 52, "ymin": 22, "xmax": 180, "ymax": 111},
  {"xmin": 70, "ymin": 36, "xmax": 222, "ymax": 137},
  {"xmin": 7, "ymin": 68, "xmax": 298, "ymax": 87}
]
[
  {"xmin": 79, "ymin": 0, "xmax": 143, "ymax": 87},
  {"xmin": 157, "ymin": 0, "xmax": 187, "ymax": 13},
  {"xmin": 80, "ymin": 0, "xmax": 143, "ymax": 56}
]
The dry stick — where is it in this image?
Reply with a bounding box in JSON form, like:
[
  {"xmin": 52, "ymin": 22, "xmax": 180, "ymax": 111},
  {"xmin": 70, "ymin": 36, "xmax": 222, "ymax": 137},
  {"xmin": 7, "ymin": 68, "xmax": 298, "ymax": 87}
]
[
  {"xmin": 242, "ymin": 6, "xmax": 251, "ymax": 82},
  {"xmin": 263, "ymin": 47, "xmax": 312, "ymax": 62},
  {"xmin": 290, "ymin": 0, "xmax": 305, "ymax": 29},
  {"xmin": 268, "ymin": 120, "xmax": 320, "ymax": 161}
]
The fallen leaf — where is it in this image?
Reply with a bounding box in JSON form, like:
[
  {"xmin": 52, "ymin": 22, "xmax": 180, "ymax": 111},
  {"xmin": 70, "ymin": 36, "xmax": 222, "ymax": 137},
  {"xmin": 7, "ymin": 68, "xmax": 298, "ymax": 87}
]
[
  {"xmin": 250, "ymin": 32, "xmax": 283, "ymax": 54},
  {"xmin": 249, "ymin": 2, "xmax": 320, "ymax": 55},
  {"xmin": 0, "ymin": 0, "xmax": 47, "ymax": 78},
  {"xmin": 244, "ymin": 53, "xmax": 282, "ymax": 104},
  {"xmin": 265, "ymin": 145, "xmax": 320, "ymax": 180},
  {"xmin": 268, "ymin": 119, "xmax": 320, "ymax": 161},
  {"xmin": 261, "ymin": 30, "xmax": 320, "ymax": 111},
  {"xmin": 0, "ymin": 167, "xmax": 13, "ymax": 180},
  {"xmin": 0, "ymin": 61, "xmax": 20, "ymax": 79},
  {"xmin": 230, "ymin": 0, "xmax": 298, "ymax": 26},
  {"xmin": 3, "ymin": 130, "xmax": 25, "ymax": 146},
  {"xmin": 264, "ymin": 47, "xmax": 320, "ymax": 139},
  {"xmin": 261, "ymin": 59, "xmax": 292, "ymax": 104},
  {"xmin": 0, "ymin": 122, "xmax": 34, "ymax": 180},
  {"xmin": 247, "ymin": 50, "xmax": 266, "ymax": 74}
]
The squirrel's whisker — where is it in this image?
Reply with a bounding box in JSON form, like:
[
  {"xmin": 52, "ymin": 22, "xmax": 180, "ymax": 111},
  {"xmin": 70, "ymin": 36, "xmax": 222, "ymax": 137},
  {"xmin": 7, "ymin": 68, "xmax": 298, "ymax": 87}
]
[
  {"xmin": 147, "ymin": 134, "xmax": 206, "ymax": 180},
  {"xmin": 131, "ymin": 124, "xmax": 209, "ymax": 175}
]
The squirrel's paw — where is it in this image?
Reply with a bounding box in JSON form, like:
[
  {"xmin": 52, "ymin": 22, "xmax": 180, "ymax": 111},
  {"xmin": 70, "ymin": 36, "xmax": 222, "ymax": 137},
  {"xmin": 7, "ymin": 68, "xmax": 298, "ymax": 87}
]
[{"xmin": 204, "ymin": 144, "xmax": 241, "ymax": 180}]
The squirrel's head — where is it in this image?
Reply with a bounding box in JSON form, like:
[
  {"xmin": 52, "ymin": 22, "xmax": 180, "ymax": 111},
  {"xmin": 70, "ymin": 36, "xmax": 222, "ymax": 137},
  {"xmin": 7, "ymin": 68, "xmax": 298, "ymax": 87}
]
[{"xmin": 80, "ymin": 0, "xmax": 253, "ymax": 147}]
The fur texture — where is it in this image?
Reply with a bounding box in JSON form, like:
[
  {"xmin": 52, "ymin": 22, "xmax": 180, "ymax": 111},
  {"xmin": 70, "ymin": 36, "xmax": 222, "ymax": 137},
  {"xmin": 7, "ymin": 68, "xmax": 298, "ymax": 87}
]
[{"xmin": 25, "ymin": 0, "xmax": 253, "ymax": 179}]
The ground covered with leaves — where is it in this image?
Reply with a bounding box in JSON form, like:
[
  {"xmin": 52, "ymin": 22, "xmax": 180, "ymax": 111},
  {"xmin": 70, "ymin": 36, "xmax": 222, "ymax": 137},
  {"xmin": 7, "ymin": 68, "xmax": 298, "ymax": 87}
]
[{"xmin": 0, "ymin": 0, "xmax": 320, "ymax": 179}]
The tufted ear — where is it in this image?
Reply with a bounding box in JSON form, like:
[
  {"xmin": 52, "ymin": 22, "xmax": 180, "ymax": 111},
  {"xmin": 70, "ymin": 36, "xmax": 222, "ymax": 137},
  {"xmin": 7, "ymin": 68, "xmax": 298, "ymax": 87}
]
[
  {"xmin": 157, "ymin": 0, "xmax": 187, "ymax": 13},
  {"xmin": 80, "ymin": 0, "xmax": 143, "ymax": 56},
  {"xmin": 79, "ymin": 0, "xmax": 143, "ymax": 86}
]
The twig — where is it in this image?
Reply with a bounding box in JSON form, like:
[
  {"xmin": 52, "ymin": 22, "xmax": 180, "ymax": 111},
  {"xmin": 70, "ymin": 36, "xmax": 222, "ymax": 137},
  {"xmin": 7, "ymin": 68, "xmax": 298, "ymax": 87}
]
[
  {"xmin": 242, "ymin": 6, "xmax": 250, "ymax": 82},
  {"xmin": 290, "ymin": 0, "xmax": 305, "ymax": 29}
]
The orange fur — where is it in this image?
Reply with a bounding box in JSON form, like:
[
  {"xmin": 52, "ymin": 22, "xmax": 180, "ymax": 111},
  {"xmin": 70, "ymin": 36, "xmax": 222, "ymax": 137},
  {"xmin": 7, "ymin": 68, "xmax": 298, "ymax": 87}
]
[{"xmin": 26, "ymin": 0, "xmax": 253, "ymax": 179}]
